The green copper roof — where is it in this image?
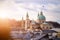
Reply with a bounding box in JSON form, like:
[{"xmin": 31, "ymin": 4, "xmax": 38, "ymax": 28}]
[
  {"xmin": 38, "ymin": 11, "xmax": 46, "ymax": 20},
  {"xmin": 38, "ymin": 15, "xmax": 45, "ymax": 20}
]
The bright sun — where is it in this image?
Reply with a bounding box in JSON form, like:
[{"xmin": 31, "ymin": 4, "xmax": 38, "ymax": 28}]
[{"xmin": 0, "ymin": 14, "xmax": 8, "ymax": 18}]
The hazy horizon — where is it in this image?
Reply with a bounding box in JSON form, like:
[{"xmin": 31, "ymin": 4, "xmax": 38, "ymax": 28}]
[{"xmin": 0, "ymin": 0, "xmax": 60, "ymax": 23}]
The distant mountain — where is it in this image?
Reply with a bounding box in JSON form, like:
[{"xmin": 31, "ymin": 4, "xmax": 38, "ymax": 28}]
[{"xmin": 47, "ymin": 21, "xmax": 60, "ymax": 28}]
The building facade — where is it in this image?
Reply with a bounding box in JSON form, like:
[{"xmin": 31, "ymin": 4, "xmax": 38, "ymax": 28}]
[
  {"xmin": 21, "ymin": 11, "xmax": 53, "ymax": 30},
  {"xmin": 10, "ymin": 11, "xmax": 54, "ymax": 40}
]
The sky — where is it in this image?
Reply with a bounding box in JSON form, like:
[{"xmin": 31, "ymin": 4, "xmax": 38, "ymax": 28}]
[{"xmin": 0, "ymin": 0, "xmax": 60, "ymax": 23}]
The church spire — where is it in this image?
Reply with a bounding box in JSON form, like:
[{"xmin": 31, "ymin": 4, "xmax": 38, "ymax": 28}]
[
  {"xmin": 27, "ymin": 12, "xmax": 29, "ymax": 17},
  {"xmin": 25, "ymin": 12, "xmax": 30, "ymax": 30},
  {"xmin": 26, "ymin": 12, "xmax": 29, "ymax": 20},
  {"xmin": 40, "ymin": 11, "xmax": 43, "ymax": 15}
]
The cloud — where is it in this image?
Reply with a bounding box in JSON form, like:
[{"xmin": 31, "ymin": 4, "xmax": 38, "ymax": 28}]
[
  {"xmin": 15, "ymin": 0, "xmax": 60, "ymax": 5},
  {"xmin": 0, "ymin": 0, "xmax": 60, "ymax": 23},
  {"xmin": 17, "ymin": 2, "xmax": 60, "ymax": 23}
]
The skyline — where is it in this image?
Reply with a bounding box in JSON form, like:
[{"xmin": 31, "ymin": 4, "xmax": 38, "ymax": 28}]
[{"xmin": 0, "ymin": 0, "xmax": 60, "ymax": 23}]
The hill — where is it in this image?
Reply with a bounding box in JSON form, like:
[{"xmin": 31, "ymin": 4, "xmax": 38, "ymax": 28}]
[{"xmin": 47, "ymin": 21, "xmax": 60, "ymax": 28}]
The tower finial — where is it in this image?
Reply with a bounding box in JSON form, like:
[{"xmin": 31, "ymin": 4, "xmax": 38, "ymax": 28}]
[
  {"xmin": 40, "ymin": 11, "xmax": 43, "ymax": 15},
  {"xmin": 26, "ymin": 12, "xmax": 29, "ymax": 17},
  {"xmin": 26, "ymin": 12, "xmax": 29, "ymax": 20},
  {"xmin": 37, "ymin": 12, "xmax": 39, "ymax": 19}
]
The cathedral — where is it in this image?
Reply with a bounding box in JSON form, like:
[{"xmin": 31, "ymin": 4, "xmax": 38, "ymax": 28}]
[
  {"xmin": 10, "ymin": 11, "xmax": 57, "ymax": 40},
  {"xmin": 21, "ymin": 11, "xmax": 53, "ymax": 31}
]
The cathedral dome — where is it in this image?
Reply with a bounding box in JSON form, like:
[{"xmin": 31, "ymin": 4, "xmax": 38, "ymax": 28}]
[
  {"xmin": 38, "ymin": 11, "xmax": 46, "ymax": 20},
  {"xmin": 38, "ymin": 15, "xmax": 45, "ymax": 20}
]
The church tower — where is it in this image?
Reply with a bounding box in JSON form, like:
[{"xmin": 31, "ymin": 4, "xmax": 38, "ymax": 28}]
[
  {"xmin": 25, "ymin": 12, "xmax": 30, "ymax": 30},
  {"xmin": 37, "ymin": 11, "xmax": 46, "ymax": 24},
  {"xmin": 21, "ymin": 17, "xmax": 25, "ymax": 30}
]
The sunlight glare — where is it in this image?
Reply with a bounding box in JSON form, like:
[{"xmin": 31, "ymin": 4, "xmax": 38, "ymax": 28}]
[{"xmin": 0, "ymin": 13, "xmax": 8, "ymax": 18}]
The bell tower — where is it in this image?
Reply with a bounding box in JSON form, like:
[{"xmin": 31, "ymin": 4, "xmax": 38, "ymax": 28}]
[{"xmin": 25, "ymin": 12, "xmax": 30, "ymax": 30}]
